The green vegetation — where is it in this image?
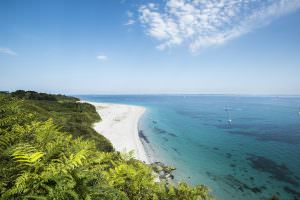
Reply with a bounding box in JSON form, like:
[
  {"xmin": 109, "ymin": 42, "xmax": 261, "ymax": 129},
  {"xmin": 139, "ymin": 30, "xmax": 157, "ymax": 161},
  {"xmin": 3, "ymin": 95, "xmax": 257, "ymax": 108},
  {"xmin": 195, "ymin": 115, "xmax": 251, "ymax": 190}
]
[
  {"xmin": 10, "ymin": 90, "xmax": 113, "ymax": 152},
  {"xmin": 0, "ymin": 91, "xmax": 214, "ymax": 200}
]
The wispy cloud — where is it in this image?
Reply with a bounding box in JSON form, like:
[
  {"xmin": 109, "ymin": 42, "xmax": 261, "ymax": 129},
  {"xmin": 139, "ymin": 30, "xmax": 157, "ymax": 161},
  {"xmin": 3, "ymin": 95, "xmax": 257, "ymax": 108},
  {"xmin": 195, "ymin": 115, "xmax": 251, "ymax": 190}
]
[
  {"xmin": 124, "ymin": 19, "xmax": 135, "ymax": 26},
  {"xmin": 137, "ymin": 0, "xmax": 300, "ymax": 53},
  {"xmin": 0, "ymin": 48, "xmax": 17, "ymax": 56},
  {"xmin": 124, "ymin": 11, "xmax": 135, "ymax": 26},
  {"xmin": 96, "ymin": 54, "xmax": 108, "ymax": 61}
]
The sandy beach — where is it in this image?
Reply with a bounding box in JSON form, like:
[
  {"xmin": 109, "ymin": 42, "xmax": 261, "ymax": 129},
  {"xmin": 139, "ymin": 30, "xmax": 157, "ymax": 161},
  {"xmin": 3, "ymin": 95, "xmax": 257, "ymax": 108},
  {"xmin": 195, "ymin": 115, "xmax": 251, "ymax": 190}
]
[{"xmin": 87, "ymin": 102, "xmax": 149, "ymax": 163}]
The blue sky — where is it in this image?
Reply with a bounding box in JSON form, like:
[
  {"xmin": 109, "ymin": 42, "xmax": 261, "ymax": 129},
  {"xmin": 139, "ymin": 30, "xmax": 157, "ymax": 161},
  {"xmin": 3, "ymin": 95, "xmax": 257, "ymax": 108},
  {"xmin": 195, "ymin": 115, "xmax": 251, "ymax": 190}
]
[{"xmin": 1, "ymin": 0, "xmax": 300, "ymax": 95}]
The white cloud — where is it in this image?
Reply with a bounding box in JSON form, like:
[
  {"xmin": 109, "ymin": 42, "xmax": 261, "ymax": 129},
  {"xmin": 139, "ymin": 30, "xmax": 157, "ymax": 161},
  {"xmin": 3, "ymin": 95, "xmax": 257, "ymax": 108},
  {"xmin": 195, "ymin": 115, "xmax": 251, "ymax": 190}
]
[
  {"xmin": 96, "ymin": 54, "xmax": 108, "ymax": 61},
  {"xmin": 0, "ymin": 48, "xmax": 17, "ymax": 56},
  {"xmin": 124, "ymin": 19, "xmax": 135, "ymax": 26},
  {"xmin": 124, "ymin": 11, "xmax": 136, "ymax": 26},
  {"xmin": 137, "ymin": 0, "xmax": 300, "ymax": 53},
  {"xmin": 127, "ymin": 11, "xmax": 133, "ymax": 18}
]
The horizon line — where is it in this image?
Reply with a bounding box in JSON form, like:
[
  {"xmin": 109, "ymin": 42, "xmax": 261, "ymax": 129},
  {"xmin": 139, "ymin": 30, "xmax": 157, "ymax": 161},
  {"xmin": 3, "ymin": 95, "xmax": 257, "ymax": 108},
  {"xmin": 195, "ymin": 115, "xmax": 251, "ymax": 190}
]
[
  {"xmin": 72, "ymin": 93, "xmax": 300, "ymax": 97},
  {"xmin": 2, "ymin": 90, "xmax": 300, "ymax": 97}
]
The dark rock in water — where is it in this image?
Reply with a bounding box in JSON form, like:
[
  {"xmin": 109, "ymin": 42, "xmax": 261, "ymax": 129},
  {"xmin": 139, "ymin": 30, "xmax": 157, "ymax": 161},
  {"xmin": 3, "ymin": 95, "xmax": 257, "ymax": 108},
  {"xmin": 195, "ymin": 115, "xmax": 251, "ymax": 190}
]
[
  {"xmin": 176, "ymin": 110, "xmax": 212, "ymax": 120},
  {"xmin": 276, "ymin": 192, "xmax": 280, "ymax": 196},
  {"xmin": 247, "ymin": 154, "xmax": 299, "ymax": 186},
  {"xmin": 168, "ymin": 132, "xmax": 177, "ymax": 137},
  {"xmin": 162, "ymin": 137, "xmax": 169, "ymax": 142},
  {"xmin": 213, "ymin": 147, "xmax": 219, "ymax": 150},
  {"xmin": 206, "ymin": 171, "xmax": 267, "ymax": 195},
  {"xmin": 206, "ymin": 171, "xmax": 218, "ymax": 181},
  {"xmin": 152, "ymin": 120, "xmax": 157, "ymax": 124},
  {"xmin": 153, "ymin": 127, "xmax": 177, "ymax": 137},
  {"xmin": 228, "ymin": 130, "xmax": 300, "ymax": 145},
  {"xmin": 230, "ymin": 164, "xmax": 236, "ymax": 168},
  {"xmin": 169, "ymin": 174, "xmax": 174, "ymax": 179},
  {"xmin": 283, "ymin": 186, "xmax": 300, "ymax": 199},
  {"xmin": 138, "ymin": 130, "xmax": 150, "ymax": 143},
  {"xmin": 154, "ymin": 127, "xmax": 167, "ymax": 134},
  {"xmin": 295, "ymin": 176, "xmax": 300, "ymax": 181},
  {"xmin": 172, "ymin": 147, "xmax": 180, "ymax": 155},
  {"xmin": 150, "ymin": 162, "xmax": 176, "ymax": 182},
  {"xmin": 162, "ymin": 147, "xmax": 168, "ymax": 151},
  {"xmin": 151, "ymin": 162, "xmax": 176, "ymax": 172},
  {"xmin": 223, "ymin": 174, "xmax": 264, "ymax": 194},
  {"xmin": 226, "ymin": 153, "xmax": 232, "ymax": 159},
  {"xmin": 249, "ymin": 177, "xmax": 254, "ymax": 181},
  {"xmin": 250, "ymin": 187, "xmax": 262, "ymax": 193},
  {"xmin": 238, "ymin": 186, "xmax": 244, "ymax": 192}
]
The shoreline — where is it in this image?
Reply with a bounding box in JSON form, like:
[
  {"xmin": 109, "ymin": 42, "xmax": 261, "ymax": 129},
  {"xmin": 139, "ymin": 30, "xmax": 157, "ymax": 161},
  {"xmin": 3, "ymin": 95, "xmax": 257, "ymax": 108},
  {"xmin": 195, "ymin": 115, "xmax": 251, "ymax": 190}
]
[{"xmin": 86, "ymin": 101, "xmax": 149, "ymax": 163}]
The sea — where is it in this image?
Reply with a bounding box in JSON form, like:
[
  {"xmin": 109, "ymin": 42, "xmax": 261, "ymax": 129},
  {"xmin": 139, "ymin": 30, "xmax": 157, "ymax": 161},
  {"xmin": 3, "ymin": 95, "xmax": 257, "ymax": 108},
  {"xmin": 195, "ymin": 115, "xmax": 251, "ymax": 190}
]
[{"xmin": 77, "ymin": 95, "xmax": 300, "ymax": 200}]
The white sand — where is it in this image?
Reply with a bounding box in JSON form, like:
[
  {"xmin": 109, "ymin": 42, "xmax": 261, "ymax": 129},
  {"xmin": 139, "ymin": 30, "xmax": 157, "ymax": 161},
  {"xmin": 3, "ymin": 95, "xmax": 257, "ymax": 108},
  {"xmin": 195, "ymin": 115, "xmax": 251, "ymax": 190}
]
[{"xmin": 86, "ymin": 101, "xmax": 149, "ymax": 163}]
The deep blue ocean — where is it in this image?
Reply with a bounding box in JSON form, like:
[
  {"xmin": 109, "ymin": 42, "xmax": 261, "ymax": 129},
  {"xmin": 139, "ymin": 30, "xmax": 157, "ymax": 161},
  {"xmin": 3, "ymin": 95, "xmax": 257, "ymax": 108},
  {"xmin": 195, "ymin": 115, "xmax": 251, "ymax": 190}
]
[{"xmin": 77, "ymin": 95, "xmax": 300, "ymax": 200}]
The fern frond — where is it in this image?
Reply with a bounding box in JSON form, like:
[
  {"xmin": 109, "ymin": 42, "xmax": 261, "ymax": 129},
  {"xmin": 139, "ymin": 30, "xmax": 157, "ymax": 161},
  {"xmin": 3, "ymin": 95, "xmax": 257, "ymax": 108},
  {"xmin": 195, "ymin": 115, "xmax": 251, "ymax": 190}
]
[
  {"xmin": 67, "ymin": 149, "xmax": 88, "ymax": 169},
  {"xmin": 0, "ymin": 134, "xmax": 11, "ymax": 151},
  {"xmin": 120, "ymin": 150, "xmax": 135, "ymax": 161},
  {"xmin": 14, "ymin": 172, "xmax": 31, "ymax": 193},
  {"xmin": 2, "ymin": 172, "xmax": 35, "ymax": 198},
  {"xmin": 24, "ymin": 195, "xmax": 48, "ymax": 200},
  {"xmin": 11, "ymin": 143, "xmax": 44, "ymax": 165}
]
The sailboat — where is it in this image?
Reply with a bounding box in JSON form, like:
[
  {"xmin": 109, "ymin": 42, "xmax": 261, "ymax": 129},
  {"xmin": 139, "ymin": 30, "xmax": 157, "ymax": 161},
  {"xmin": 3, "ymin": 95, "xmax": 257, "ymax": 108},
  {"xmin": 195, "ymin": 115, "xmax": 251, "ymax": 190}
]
[
  {"xmin": 224, "ymin": 107, "xmax": 232, "ymax": 126},
  {"xmin": 227, "ymin": 118, "xmax": 232, "ymax": 126}
]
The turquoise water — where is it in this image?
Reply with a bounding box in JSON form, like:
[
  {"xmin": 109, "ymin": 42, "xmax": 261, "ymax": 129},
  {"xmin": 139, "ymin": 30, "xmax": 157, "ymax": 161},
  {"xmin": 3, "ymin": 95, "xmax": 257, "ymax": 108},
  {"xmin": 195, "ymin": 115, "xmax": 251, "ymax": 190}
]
[{"xmin": 77, "ymin": 95, "xmax": 300, "ymax": 200}]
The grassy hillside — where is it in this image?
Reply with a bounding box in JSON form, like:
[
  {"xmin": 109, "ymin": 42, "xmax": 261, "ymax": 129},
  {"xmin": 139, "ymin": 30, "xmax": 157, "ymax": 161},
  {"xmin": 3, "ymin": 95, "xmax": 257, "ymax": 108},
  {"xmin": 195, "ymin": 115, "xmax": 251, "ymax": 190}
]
[
  {"xmin": 0, "ymin": 91, "xmax": 214, "ymax": 200},
  {"xmin": 10, "ymin": 90, "xmax": 113, "ymax": 152}
]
